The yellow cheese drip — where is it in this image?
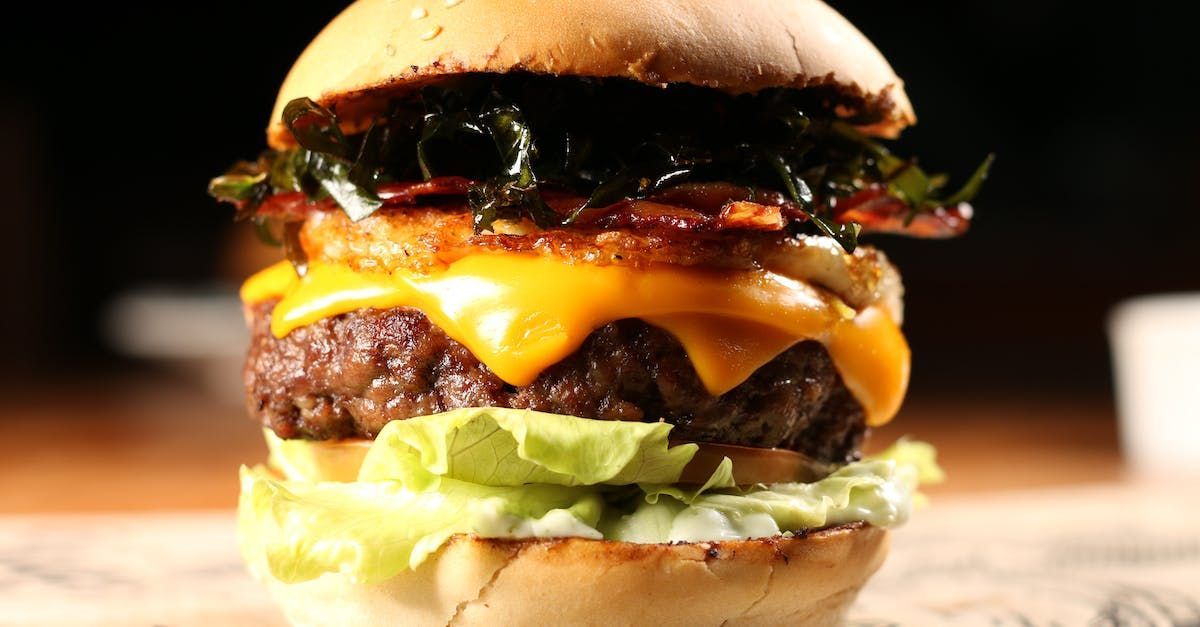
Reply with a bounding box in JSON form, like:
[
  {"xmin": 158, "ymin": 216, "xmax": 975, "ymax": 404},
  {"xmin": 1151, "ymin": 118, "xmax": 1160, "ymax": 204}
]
[{"xmin": 241, "ymin": 255, "xmax": 910, "ymax": 426}]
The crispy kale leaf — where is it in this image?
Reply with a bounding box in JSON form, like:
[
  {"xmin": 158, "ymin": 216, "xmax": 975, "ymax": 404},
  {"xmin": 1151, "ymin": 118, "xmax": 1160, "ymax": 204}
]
[{"xmin": 209, "ymin": 75, "xmax": 990, "ymax": 253}]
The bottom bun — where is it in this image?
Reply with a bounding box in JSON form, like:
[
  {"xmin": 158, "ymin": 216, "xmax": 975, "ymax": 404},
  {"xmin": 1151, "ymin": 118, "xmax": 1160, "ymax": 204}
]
[{"xmin": 259, "ymin": 522, "xmax": 888, "ymax": 627}]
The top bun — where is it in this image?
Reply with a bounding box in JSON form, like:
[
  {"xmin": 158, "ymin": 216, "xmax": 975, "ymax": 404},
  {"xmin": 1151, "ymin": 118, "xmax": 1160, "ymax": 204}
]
[{"xmin": 267, "ymin": 0, "xmax": 914, "ymax": 148}]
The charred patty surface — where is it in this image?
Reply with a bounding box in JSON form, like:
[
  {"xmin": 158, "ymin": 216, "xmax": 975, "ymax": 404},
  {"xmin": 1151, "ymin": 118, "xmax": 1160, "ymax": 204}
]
[{"xmin": 245, "ymin": 302, "xmax": 866, "ymax": 463}]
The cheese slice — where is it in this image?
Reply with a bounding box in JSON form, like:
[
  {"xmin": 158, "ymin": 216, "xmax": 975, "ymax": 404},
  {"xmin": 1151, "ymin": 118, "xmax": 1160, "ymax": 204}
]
[{"xmin": 241, "ymin": 255, "xmax": 909, "ymax": 426}]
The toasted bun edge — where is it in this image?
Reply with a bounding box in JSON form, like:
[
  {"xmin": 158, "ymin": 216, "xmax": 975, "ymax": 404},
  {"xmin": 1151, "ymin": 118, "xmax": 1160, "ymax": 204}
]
[{"xmin": 258, "ymin": 522, "xmax": 888, "ymax": 627}]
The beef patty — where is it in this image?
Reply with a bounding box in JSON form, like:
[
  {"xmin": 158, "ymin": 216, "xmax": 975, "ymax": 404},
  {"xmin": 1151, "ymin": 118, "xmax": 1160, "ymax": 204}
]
[{"xmin": 244, "ymin": 301, "xmax": 866, "ymax": 463}]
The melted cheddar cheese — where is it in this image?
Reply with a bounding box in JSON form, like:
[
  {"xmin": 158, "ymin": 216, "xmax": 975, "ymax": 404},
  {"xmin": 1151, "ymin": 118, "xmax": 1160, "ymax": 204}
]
[{"xmin": 241, "ymin": 255, "xmax": 910, "ymax": 426}]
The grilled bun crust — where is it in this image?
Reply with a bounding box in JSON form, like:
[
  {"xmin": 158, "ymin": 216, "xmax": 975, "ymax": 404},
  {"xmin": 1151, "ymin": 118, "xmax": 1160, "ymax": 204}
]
[
  {"xmin": 257, "ymin": 523, "xmax": 887, "ymax": 627},
  {"xmin": 268, "ymin": 0, "xmax": 914, "ymax": 148}
]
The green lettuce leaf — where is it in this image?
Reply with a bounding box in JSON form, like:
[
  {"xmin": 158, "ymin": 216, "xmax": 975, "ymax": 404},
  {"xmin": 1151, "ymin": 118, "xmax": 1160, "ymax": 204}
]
[
  {"xmin": 264, "ymin": 428, "xmax": 367, "ymax": 483},
  {"xmin": 239, "ymin": 409, "xmax": 941, "ymax": 584},
  {"xmin": 601, "ymin": 439, "xmax": 941, "ymax": 543},
  {"xmin": 356, "ymin": 407, "xmax": 698, "ymax": 489},
  {"xmin": 239, "ymin": 466, "xmax": 604, "ymax": 583},
  {"xmin": 640, "ymin": 456, "xmax": 736, "ymax": 504}
]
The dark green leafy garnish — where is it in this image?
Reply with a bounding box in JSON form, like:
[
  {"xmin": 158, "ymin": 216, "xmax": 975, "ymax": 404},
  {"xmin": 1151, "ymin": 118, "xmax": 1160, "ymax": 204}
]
[
  {"xmin": 940, "ymin": 153, "xmax": 995, "ymax": 207},
  {"xmin": 831, "ymin": 121, "xmax": 994, "ymax": 218},
  {"xmin": 414, "ymin": 89, "xmax": 558, "ymax": 229},
  {"xmin": 569, "ymin": 142, "xmax": 696, "ymax": 222},
  {"xmin": 765, "ymin": 152, "xmax": 859, "ymax": 251},
  {"xmin": 207, "ymin": 171, "xmax": 266, "ymax": 203},
  {"xmin": 282, "ymin": 98, "xmax": 384, "ymax": 221},
  {"xmin": 283, "ymin": 98, "xmax": 349, "ymax": 157},
  {"xmin": 474, "ymin": 103, "xmax": 557, "ymax": 229},
  {"xmin": 207, "ymin": 168, "xmax": 268, "ymax": 220},
  {"xmin": 209, "ymin": 74, "xmax": 990, "ymax": 253}
]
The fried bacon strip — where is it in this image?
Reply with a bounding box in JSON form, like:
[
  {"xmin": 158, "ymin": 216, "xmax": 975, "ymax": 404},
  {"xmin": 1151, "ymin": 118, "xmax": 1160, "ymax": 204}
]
[
  {"xmin": 254, "ymin": 177, "xmax": 474, "ymax": 220},
  {"xmin": 569, "ymin": 183, "xmax": 789, "ymax": 232},
  {"xmin": 829, "ymin": 185, "xmax": 971, "ymax": 238},
  {"xmin": 252, "ymin": 177, "xmax": 969, "ymax": 238}
]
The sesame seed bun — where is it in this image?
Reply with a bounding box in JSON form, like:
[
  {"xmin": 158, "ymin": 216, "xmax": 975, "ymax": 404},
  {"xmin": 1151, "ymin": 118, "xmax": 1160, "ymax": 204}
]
[
  {"xmin": 267, "ymin": 0, "xmax": 914, "ymax": 149},
  {"xmin": 256, "ymin": 523, "xmax": 888, "ymax": 626}
]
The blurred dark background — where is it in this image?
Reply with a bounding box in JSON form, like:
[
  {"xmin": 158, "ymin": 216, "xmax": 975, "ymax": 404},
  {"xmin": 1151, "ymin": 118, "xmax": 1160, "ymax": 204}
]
[{"xmin": 1, "ymin": 1, "xmax": 1197, "ymax": 403}]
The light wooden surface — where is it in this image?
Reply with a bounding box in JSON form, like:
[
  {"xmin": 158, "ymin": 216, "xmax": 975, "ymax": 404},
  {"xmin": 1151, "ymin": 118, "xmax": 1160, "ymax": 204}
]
[
  {"xmin": 857, "ymin": 481, "xmax": 1200, "ymax": 624},
  {"xmin": 0, "ymin": 511, "xmax": 283, "ymax": 627}
]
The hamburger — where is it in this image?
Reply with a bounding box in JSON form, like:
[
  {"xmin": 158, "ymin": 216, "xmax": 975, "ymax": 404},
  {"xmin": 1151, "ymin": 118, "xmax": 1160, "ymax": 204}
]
[{"xmin": 212, "ymin": 0, "xmax": 986, "ymax": 624}]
